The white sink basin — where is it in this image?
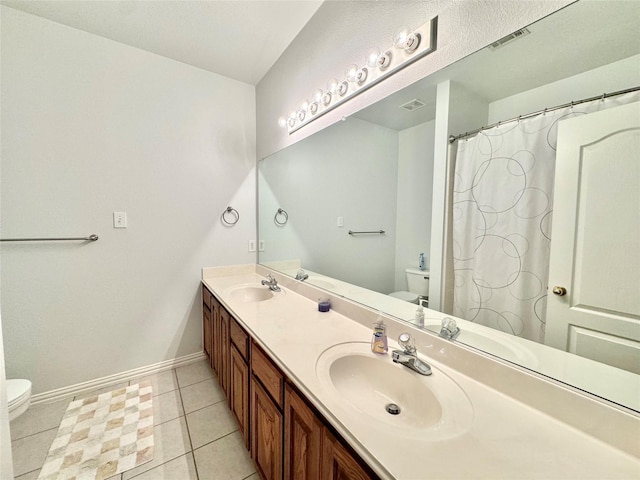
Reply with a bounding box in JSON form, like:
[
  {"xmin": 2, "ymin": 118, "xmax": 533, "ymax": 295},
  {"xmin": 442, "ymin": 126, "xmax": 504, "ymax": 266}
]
[
  {"xmin": 315, "ymin": 342, "xmax": 473, "ymax": 440},
  {"xmin": 225, "ymin": 284, "xmax": 281, "ymax": 303}
]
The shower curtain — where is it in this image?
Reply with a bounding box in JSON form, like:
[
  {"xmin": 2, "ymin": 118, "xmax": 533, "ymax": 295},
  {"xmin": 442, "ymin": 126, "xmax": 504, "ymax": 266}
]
[{"xmin": 451, "ymin": 92, "xmax": 639, "ymax": 343}]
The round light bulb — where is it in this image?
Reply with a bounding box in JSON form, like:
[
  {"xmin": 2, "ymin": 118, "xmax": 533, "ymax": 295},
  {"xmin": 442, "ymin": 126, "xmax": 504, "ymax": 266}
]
[
  {"xmin": 345, "ymin": 64, "xmax": 359, "ymax": 83},
  {"xmin": 327, "ymin": 78, "xmax": 339, "ymax": 94},
  {"xmin": 393, "ymin": 26, "xmax": 411, "ymax": 49},
  {"xmin": 300, "ymin": 99, "xmax": 309, "ymax": 112},
  {"xmin": 309, "ymin": 101, "xmax": 319, "ymax": 115},
  {"xmin": 313, "ymin": 89, "xmax": 324, "ymax": 103},
  {"xmin": 365, "ymin": 47, "xmax": 381, "ymax": 68},
  {"xmin": 278, "ymin": 116, "xmax": 287, "ymax": 128}
]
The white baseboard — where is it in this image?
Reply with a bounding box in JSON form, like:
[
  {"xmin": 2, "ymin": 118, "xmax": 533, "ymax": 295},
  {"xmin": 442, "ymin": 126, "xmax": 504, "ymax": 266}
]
[{"xmin": 31, "ymin": 351, "xmax": 207, "ymax": 404}]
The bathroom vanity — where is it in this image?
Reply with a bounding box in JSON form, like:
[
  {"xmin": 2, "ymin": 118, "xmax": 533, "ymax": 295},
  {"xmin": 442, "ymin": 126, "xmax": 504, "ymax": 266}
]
[{"xmin": 202, "ymin": 265, "xmax": 639, "ymax": 480}]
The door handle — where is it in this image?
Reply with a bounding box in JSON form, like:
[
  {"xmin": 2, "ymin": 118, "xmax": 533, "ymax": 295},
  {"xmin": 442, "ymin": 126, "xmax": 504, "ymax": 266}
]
[{"xmin": 552, "ymin": 286, "xmax": 567, "ymax": 296}]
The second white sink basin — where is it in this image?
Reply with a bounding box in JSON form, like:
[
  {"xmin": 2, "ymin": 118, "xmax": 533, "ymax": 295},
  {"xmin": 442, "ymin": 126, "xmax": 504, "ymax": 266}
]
[
  {"xmin": 316, "ymin": 342, "xmax": 473, "ymax": 440},
  {"xmin": 225, "ymin": 284, "xmax": 281, "ymax": 303}
]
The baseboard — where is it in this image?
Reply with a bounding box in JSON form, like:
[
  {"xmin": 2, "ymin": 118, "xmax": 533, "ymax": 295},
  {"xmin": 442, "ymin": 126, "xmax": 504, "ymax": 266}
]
[{"xmin": 31, "ymin": 351, "xmax": 206, "ymax": 404}]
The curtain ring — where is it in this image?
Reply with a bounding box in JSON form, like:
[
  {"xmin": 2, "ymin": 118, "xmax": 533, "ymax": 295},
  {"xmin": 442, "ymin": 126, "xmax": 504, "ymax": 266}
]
[
  {"xmin": 221, "ymin": 206, "xmax": 239, "ymax": 226},
  {"xmin": 601, "ymin": 92, "xmax": 606, "ymax": 101},
  {"xmin": 274, "ymin": 208, "xmax": 288, "ymax": 226}
]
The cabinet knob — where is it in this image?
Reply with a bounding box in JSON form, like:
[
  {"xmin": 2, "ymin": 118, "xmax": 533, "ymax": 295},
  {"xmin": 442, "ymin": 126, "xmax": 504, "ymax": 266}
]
[{"xmin": 552, "ymin": 286, "xmax": 567, "ymax": 296}]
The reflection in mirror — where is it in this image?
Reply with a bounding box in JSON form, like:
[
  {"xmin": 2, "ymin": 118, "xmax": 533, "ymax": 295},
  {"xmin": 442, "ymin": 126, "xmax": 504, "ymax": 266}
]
[{"xmin": 258, "ymin": 0, "xmax": 640, "ymax": 412}]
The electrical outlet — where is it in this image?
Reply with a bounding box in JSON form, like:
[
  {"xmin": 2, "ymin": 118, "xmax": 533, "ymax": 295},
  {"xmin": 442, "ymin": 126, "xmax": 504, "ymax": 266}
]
[
  {"xmin": 248, "ymin": 240, "xmax": 257, "ymax": 252},
  {"xmin": 258, "ymin": 240, "xmax": 265, "ymax": 252},
  {"xmin": 113, "ymin": 212, "xmax": 127, "ymax": 228}
]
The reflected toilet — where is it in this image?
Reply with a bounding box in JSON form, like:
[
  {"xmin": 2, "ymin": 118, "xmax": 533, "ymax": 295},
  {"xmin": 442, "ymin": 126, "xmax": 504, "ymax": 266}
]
[
  {"xmin": 389, "ymin": 268, "xmax": 429, "ymax": 305},
  {"xmin": 7, "ymin": 378, "xmax": 32, "ymax": 421}
]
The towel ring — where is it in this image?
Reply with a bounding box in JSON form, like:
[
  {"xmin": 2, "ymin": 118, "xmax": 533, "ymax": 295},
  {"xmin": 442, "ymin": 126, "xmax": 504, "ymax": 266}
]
[
  {"xmin": 221, "ymin": 206, "xmax": 239, "ymax": 226},
  {"xmin": 274, "ymin": 208, "xmax": 288, "ymax": 226}
]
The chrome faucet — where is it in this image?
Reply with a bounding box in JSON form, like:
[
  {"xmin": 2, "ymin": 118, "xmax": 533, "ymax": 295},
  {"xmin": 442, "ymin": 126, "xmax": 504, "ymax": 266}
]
[
  {"xmin": 391, "ymin": 333, "xmax": 432, "ymax": 376},
  {"xmin": 295, "ymin": 269, "xmax": 309, "ymax": 281},
  {"xmin": 439, "ymin": 317, "xmax": 460, "ymax": 340},
  {"xmin": 261, "ymin": 273, "xmax": 281, "ymax": 292}
]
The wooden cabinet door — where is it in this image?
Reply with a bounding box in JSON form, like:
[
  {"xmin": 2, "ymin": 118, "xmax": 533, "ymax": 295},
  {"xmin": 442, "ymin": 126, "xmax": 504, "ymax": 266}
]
[
  {"xmin": 284, "ymin": 384, "xmax": 322, "ymax": 480},
  {"xmin": 230, "ymin": 345, "xmax": 250, "ymax": 448},
  {"xmin": 203, "ymin": 305, "xmax": 212, "ymax": 362},
  {"xmin": 251, "ymin": 377, "xmax": 283, "ymax": 480},
  {"xmin": 211, "ymin": 296, "xmax": 221, "ymax": 375},
  {"xmin": 321, "ymin": 428, "xmax": 374, "ymax": 480},
  {"xmin": 220, "ymin": 306, "xmax": 230, "ymax": 399}
]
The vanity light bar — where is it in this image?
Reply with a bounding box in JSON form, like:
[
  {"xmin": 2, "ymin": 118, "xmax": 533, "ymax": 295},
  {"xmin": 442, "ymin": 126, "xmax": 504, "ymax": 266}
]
[{"xmin": 280, "ymin": 16, "xmax": 438, "ymax": 134}]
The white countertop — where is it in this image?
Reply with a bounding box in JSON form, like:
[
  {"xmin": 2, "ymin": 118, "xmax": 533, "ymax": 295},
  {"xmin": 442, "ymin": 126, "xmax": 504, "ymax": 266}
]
[{"xmin": 203, "ymin": 266, "xmax": 640, "ymax": 480}]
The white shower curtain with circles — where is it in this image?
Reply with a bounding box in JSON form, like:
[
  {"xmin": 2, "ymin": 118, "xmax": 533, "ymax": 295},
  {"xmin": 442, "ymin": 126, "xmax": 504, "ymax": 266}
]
[{"xmin": 451, "ymin": 92, "xmax": 639, "ymax": 343}]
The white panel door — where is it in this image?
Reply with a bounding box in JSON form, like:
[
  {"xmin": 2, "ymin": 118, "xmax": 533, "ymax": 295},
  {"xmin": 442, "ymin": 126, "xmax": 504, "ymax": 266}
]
[{"xmin": 545, "ymin": 101, "xmax": 640, "ymax": 374}]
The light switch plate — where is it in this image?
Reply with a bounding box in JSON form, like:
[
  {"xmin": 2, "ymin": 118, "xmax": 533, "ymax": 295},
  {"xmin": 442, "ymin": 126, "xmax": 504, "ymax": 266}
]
[
  {"xmin": 258, "ymin": 240, "xmax": 265, "ymax": 252},
  {"xmin": 248, "ymin": 240, "xmax": 257, "ymax": 252},
  {"xmin": 113, "ymin": 212, "xmax": 127, "ymax": 228}
]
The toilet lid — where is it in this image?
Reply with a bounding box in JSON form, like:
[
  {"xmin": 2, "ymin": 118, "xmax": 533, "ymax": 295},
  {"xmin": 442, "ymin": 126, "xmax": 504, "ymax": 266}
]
[
  {"xmin": 389, "ymin": 291, "xmax": 420, "ymax": 302},
  {"xmin": 7, "ymin": 379, "xmax": 31, "ymax": 406}
]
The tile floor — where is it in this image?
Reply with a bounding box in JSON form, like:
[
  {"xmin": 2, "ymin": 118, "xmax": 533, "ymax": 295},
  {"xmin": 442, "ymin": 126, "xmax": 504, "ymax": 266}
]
[{"xmin": 10, "ymin": 360, "xmax": 258, "ymax": 480}]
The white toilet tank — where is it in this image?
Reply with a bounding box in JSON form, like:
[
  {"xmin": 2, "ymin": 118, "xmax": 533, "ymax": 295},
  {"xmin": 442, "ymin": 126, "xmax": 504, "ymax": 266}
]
[{"xmin": 406, "ymin": 267, "xmax": 429, "ymax": 295}]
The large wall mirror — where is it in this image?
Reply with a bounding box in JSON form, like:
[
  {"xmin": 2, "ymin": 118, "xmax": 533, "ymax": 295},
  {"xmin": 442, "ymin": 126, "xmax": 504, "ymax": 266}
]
[{"xmin": 259, "ymin": 0, "xmax": 640, "ymax": 412}]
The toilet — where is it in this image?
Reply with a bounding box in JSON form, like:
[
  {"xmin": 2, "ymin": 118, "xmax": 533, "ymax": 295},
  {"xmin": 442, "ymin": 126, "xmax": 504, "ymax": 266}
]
[
  {"xmin": 7, "ymin": 379, "xmax": 32, "ymax": 421},
  {"xmin": 389, "ymin": 268, "xmax": 430, "ymax": 304}
]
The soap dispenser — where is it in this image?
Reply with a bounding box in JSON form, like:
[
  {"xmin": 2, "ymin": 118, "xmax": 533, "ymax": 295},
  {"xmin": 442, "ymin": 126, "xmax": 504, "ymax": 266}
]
[
  {"xmin": 371, "ymin": 318, "xmax": 388, "ymax": 354},
  {"xmin": 415, "ymin": 306, "xmax": 425, "ymax": 327},
  {"xmin": 419, "ymin": 253, "xmax": 426, "ymax": 271}
]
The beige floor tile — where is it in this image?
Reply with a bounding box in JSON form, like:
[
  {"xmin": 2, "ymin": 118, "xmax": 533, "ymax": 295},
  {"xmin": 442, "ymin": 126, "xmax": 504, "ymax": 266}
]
[
  {"xmin": 15, "ymin": 468, "xmax": 40, "ymax": 480},
  {"xmin": 175, "ymin": 360, "xmax": 215, "ymax": 388},
  {"xmin": 186, "ymin": 401, "xmax": 238, "ymax": 449},
  {"xmin": 10, "ymin": 399, "xmax": 70, "ymax": 441},
  {"xmin": 122, "ymin": 417, "xmax": 192, "ymax": 480},
  {"xmin": 243, "ymin": 474, "xmax": 260, "ymax": 480},
  {"xmin": 127, "ymin": 453, "xmax": 197, "ymax": 480},
  {"xmin": 130, "ymin": 370, "xmax": 178, "ymax": 396},
  {"xmin": 180, "ymin": 378, "xmax": 225, "ymax": 414},
  {"xmin": 72, "ymin": 381, "xmax": 130, "ymax": 401},
  {"xmin": 193, "ymin": 432, "xmax": 255, "ymax": 480},
  {"xmin": 152, "ymin": 390, "xmax": 184, "ymax": 426},
  {"xmin": 11, "ymin": 428, "xmax": 58, "ymax": 477}
]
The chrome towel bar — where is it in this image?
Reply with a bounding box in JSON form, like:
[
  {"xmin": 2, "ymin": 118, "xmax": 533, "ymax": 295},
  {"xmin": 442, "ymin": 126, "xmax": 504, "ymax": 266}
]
[
  {"xmin": 348, "ymin": 230, "xmax": 385, "ymax": 235},
  {"xmin": 0, "ymin": 234, "xmax": 99, "ymax": 242}
]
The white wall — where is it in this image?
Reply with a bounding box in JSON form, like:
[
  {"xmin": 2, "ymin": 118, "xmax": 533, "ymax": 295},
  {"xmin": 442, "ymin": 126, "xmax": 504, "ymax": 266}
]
[
  {"xmin": 259, "ymin": 118, "xmax": 398, "ymax": 293},
  {"xmin": 0, "ymin": 6, "xmax": 256, "ymax": 394},
  {"xmin": 394, "ymin": 121, "xmax": 435, "ymax": 291},
  {"xmin": 256, "ymin": 0, "xmax": 572, "ymax": 160}
]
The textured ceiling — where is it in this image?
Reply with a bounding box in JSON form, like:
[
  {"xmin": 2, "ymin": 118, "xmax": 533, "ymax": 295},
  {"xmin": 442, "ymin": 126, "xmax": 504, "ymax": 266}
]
[{"xmin": 0, "ymin": 0, "xmax": 323, "ymax": 85}]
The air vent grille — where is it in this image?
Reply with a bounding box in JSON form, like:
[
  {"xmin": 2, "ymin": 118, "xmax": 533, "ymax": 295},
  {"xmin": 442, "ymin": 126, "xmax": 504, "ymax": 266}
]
[
  {"xmin": 399, "ymin": 98, "xmax": 426, "ymax": 112},
  {"xmin": 488, "ymin": 28, "xmax": 530, "ymax": 50}
]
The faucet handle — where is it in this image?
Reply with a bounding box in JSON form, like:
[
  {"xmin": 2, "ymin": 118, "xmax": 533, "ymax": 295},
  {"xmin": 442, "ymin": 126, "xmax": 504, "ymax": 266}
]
[
  {"xmin": 398, "ymin": 332, "xmax": 416, "ymax": 354},
  {"xmin": 440, "ymin": 317, "xmax": 460, "ymax": 340}
]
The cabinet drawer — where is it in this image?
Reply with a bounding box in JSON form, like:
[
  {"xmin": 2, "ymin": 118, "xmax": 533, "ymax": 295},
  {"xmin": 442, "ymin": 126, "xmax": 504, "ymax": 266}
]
[
  {"xmin": 251, "ymin": 341, "xmax": 284, "ymax": 408},
  {"xmin": 230, "ymin": 318, "xmax": 249, "ymax": 361}
]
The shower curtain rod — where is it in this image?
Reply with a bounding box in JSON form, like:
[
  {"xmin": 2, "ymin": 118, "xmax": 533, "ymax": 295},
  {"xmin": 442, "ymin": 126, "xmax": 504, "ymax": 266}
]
[{"xmin": 449, "ymin": 85, "xmax": 640, "ymax": 143}]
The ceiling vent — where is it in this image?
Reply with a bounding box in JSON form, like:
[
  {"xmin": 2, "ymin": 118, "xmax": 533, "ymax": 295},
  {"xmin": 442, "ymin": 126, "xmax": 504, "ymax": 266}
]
[
  {"xmin": 488, "ymin": 28, "xmax": 530, "ymax": 50},
  {"xmin": 399, "ymin": 98, "xmax": 426, "ymax": 112}
]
